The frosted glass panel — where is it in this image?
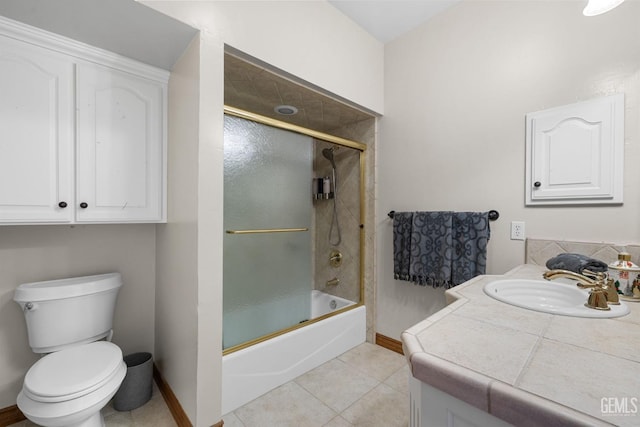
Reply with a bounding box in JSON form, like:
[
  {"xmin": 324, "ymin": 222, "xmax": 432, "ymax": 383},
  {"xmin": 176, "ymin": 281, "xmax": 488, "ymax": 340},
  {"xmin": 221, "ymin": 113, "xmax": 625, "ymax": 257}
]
[{"xmin": 223, "ymin": 115, "xmax": 312, "ymax": 349}]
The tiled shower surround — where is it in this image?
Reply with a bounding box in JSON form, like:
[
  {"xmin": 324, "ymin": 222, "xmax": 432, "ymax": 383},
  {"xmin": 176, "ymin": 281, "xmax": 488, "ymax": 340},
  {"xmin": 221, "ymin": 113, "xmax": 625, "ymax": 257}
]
[
  {"xmin": 313, "ymin": 118, "xmax": 376, "ymax": 343},
  {"xmin": 526, "ymin": 238, "xmax": 640, "ymax": 267},
  {"xmin": 225, "ymin": 51, "xmax": 377, "ymax": 343}
]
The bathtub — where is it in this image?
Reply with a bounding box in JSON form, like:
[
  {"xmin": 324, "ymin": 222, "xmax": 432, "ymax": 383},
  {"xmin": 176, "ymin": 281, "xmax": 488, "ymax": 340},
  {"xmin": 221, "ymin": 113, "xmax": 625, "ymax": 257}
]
[{"xmin": 222, "ymin": 291, "xmax": 366, "ymax": 414}]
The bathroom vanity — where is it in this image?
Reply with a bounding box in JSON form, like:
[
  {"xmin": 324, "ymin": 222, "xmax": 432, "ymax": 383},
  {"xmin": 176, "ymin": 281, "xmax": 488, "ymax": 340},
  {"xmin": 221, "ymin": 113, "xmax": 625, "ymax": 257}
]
[{"xmin": 402, "ymin": 264, "xmax": 640, "ymax": 427}]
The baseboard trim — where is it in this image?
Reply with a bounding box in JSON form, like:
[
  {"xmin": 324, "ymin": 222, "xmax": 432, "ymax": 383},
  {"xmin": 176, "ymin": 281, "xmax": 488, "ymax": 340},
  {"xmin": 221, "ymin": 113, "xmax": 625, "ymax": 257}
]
[
  {"xmin": 153, "ymin": 363, "xmax": 194, "ymax": 427},
  {"xmin": 375, "ymin": 333, "xmax": 404, "ymax": 355},
  {"xmin": 0, "ymin": 405, "xmax": 25, "ymax": 427}
]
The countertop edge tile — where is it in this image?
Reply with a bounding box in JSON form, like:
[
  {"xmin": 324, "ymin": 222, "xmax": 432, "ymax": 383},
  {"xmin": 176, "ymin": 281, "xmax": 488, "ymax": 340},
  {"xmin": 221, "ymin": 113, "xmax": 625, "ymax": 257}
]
[
  {"xmin": 400, "ymin": 331, "xmax": 424, "ymax": 368},
  {"xmin": 403, "ymin": 318, "xmax": 433, "ymax": 337},
  {"xmin": 410, "ymin": 352, "xmax": 490, "ymax": 412},
  {"xmin": 489, "ymin": 380, "xmax": 615, "ymax": 427},
  {"xmin": 402, "ymin": 264, "xmax": 640, "ymax": 426}
]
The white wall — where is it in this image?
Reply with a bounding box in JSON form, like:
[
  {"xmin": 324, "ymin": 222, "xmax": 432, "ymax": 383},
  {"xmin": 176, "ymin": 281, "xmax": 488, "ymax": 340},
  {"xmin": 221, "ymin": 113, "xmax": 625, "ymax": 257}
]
[
  {"xmin": 143, "ymin": 1, "xmax": 383, "ymax": 425},
  {"xmin": 144, "ymin": 0, "xmax": 384, "ymax": 114},
  {"xmin": 155, "ymin": 34, "xmax": 201, "ymax": 422},
  {"xmin": 377, "ymin": 0, "xmax": 640, "ymax": 339},
  {"xmin": 0, "ymin": 224, "xmax": 156, "ymax": 408}
]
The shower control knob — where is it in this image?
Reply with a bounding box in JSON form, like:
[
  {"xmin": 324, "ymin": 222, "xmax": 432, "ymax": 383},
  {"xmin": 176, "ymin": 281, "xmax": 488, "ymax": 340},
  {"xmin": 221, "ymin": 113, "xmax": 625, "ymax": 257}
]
[
  {"xmin": 534, "ymin": 181, "xmax": 541, "ymax": 188},
  {"xmin": 58, "ymin": 201, "xmax": 67, "ymax": 208},
  {"xmin": 329, "ymin": 250, "xmax": 343, "ymax": 268},
  {"xmin": 79, "ymin": 202, "xmax": 88, "ymax": 209}
]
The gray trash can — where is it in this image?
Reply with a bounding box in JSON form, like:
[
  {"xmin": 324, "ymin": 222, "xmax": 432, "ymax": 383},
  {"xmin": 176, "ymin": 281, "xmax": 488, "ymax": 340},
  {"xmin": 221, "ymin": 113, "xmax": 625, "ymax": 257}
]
[{"xmin": 113, "ymin": 352, "xmax": 153, "ymax": 411}]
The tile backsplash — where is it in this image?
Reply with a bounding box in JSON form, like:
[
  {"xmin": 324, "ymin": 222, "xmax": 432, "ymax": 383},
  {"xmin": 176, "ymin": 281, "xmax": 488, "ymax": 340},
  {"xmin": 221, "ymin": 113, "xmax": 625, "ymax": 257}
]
[{"xmin": 526, "ymin": 238, "xmax": 640, "ymax": 267}]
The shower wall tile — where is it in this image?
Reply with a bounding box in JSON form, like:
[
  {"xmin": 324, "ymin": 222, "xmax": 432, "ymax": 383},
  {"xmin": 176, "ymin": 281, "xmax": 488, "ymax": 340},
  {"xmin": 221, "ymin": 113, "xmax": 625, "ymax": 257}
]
[{"xmin": 313, "ymin": 117, "xmax": 377, "ymax": 344}]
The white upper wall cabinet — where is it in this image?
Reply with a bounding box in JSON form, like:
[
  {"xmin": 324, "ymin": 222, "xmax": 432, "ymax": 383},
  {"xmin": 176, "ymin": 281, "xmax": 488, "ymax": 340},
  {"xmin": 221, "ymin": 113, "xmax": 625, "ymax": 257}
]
[
  {"xmin": 0, "ymin": 17, "xmax": 168, "ymax": 224},
  {"xmin": 0, "ymin": 36, "xmax": 74, "ymax": 223},
  {"xmin": 525, "ymin": 94, "xmax": 624, "ymax": 205},
  {"xmin": 76, "ymin": 63, "xmax": 164, "ymax": 222}
]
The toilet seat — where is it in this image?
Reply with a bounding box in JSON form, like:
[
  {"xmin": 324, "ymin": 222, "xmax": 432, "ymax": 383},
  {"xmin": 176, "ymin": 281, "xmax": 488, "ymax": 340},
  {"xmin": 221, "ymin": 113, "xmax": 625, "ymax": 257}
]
[
  {"xmin": 17, "ymin": 361, "xmax": 126, "ymax": 427},
  {"xmin": 17, "ymin": 342, "xmax": 126, "ymax": 427},
  {"xmin": 23, "ymin": 342, "xmax": 123, "ymax": 403}
]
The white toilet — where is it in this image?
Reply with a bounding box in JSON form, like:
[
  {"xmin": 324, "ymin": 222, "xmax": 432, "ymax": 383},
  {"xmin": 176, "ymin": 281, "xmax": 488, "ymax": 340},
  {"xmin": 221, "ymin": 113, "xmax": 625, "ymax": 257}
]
[{"xmin": 14, "ymin": 273, "xmax": 126, "ymax": 427}]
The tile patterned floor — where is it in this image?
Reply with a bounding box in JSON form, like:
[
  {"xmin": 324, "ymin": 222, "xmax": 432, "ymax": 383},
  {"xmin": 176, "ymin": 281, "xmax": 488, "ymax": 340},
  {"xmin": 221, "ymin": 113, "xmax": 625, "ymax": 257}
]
[
  {"xmin": 10, "ymin": 343, "xmax": 408, "ymax": 427},
  {"xmin": 8, "ymin": 382, "xmax": 176, "ymax": 427},
  {"xmin": 223, "ymin": 343, "xmax": 409, "ymax": 427}
]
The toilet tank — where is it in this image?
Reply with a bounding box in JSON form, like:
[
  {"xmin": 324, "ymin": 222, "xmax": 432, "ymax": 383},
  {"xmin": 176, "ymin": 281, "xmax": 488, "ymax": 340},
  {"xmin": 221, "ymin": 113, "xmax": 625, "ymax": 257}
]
[{"xmin": 14, "ymin": 273, "xmax": 122, "ymax": 353}]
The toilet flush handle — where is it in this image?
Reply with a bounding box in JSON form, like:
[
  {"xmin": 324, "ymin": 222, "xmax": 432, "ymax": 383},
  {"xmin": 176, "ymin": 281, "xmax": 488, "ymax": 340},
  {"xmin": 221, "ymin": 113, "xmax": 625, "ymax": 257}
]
[{"xmin": 24, "ymin": 302, "xmax": 35, "ymax": 311}]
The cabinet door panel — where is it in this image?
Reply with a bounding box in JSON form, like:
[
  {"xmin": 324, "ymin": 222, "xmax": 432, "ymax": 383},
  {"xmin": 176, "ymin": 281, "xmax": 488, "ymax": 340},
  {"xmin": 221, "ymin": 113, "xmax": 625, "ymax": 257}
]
[
  {"xmin": 0, "ymin": 37, "xmax": 73, "ymax": 222},
  {"xmin": 532, "ymin": 105, "xmax": 611, "ymax": 198},
  {"xmin": 526, "ymin": 94, "xmax": 623, "ymax": 205},
  {"xmin": 76, "ymin": 63, "xmax": 164, "ymax": 222}
]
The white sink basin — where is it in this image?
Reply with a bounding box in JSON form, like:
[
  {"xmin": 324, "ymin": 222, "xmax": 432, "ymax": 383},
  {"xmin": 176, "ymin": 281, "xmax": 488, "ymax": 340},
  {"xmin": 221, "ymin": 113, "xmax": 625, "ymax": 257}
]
[{"xmin": 483, "ymin": 279, "xmax": 630, "ymax": 318}]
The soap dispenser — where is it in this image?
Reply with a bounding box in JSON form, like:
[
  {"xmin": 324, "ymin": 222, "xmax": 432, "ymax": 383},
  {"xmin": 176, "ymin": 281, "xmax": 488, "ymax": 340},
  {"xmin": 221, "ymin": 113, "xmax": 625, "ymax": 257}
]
[{"xmin": 608, "ymin": 252, "xmax": 640, "ymax": 301}]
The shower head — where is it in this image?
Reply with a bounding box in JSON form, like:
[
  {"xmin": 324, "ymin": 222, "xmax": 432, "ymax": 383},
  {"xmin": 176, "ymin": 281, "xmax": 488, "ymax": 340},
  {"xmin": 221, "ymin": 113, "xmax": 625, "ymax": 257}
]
[{"xmin": 322, "ymin": 147, "xmax": 337, "ymax": 169}]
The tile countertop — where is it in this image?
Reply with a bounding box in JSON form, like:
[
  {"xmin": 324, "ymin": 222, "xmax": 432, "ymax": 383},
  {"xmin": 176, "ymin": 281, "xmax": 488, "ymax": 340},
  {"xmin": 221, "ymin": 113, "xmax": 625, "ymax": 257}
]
[{"xmin": 401, "ymin": 264, "xmax": 640, "ymax": 427}]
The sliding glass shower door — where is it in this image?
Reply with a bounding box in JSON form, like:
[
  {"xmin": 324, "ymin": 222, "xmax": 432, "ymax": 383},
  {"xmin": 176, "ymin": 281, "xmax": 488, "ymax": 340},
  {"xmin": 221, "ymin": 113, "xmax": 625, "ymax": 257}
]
[{"xmin": 223, "ymin": 115, "xmax": 313, "ymax": 350}]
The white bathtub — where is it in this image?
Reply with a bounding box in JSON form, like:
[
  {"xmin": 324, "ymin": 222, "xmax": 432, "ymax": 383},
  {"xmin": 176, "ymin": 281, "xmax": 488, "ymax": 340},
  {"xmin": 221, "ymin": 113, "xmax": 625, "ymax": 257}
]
[{"xmin": 222, "ymin": 291, "xmax": 366, "ymax": 414}]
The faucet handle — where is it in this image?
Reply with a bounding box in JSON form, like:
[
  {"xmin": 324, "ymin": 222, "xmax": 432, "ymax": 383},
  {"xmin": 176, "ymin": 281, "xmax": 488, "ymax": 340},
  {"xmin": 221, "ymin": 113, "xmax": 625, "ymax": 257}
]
[
  {"xmin": 582, "ymin": 269, "xmax": 606, "ymax": 282},
  {"xmin": 585, "ymin": 287, "xmax": 611, "ymax": 311}
]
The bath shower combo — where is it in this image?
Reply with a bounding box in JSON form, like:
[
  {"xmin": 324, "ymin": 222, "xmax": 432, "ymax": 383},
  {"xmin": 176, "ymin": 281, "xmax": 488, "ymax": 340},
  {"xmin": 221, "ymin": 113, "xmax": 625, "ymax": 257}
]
[{"xmin": 222, "ymin": 106, "xmax": 366, "ymax": 414}]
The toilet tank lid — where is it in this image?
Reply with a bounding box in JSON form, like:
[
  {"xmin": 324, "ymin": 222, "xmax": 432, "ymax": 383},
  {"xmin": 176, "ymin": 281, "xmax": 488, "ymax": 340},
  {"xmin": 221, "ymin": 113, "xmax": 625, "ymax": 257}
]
[{"xmin": 14, "ymin": 273, "xmax": 122, "ymax": 303}]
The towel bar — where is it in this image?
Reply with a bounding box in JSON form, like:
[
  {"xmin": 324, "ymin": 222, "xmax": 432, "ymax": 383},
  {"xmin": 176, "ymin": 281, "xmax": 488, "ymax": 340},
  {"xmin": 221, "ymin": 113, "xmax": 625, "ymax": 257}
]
[
  {"xmin": 226, "ymin": 227, "xmax": 309, "ymax": 234},
  {"xmin": 387, "ymin": 210, "xmax": 499, "ymax": 221}
]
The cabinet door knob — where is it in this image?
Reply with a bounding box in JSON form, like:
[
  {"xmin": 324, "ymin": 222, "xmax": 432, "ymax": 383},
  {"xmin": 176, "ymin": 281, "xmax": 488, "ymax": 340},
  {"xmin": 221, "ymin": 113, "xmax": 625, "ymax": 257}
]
[
  {"xmin": 79, "ymin": 202, "xmax": 88, "ymax": 209},
  {"xmin": 58, "ymin": 201, "xmax": 67, "ymax": 208},
  {"xmin": 534, "ymin": 181, "xmax": 542, "ymax": 188}
]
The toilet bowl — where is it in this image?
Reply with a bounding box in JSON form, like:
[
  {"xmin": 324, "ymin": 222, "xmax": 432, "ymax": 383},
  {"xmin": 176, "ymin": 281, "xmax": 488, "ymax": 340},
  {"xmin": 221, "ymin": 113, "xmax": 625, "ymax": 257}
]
[
  {"xmin": 14, "ymin": 273, "xmax": 125, "ymax": 427},
  {"xmin": 17, "ymin": 342, "xmax": 127, "ymax": 427}
]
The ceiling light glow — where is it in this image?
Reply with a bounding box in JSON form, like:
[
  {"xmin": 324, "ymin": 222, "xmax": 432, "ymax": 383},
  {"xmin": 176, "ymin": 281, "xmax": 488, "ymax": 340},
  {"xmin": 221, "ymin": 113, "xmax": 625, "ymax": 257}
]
[{"xmin": 583, "ymin": 0, "xmax": 625, "ymax": 16}]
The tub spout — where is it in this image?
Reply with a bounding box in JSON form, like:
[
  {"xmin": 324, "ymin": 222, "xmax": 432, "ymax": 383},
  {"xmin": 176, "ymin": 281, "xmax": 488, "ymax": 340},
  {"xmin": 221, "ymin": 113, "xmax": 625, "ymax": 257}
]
[{"xmin": 326, "ymin": 278, "xmax": 340, "ymax": 286}]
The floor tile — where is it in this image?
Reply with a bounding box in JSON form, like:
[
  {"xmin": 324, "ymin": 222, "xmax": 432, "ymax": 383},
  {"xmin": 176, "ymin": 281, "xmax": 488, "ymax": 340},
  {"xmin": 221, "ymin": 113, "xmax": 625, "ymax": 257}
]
[
  {"xmin": 383, "ymin": 364, "xmax": 410, "ymax": 395},
  {"xmin": 130, "ymin": 391, "xmax": 177, "ymax": 427},
  {"xmin": 222, "ymin": 411, "xmax": 246, "ymax": 427},
  {"xmin": 323, "ymin": 415, "xmax": 354, "ymax": 426},
  {"xmin": 103, "ymin": 410, "xmax": 135, "ymax": 427},
  {"xmin": 340, "ymin": 383, "xmax": 408, "ymax": 427},
  {"xmin": 295, "ymin": 358, "xmax": 379, "ymax": 412},
  {"xmin": 234, "ymin": 381, "xmax": 337, "ymax": 427},
  {"xmin": 338, "ymin": 342, "xmax": 407, "ymax": 382}
]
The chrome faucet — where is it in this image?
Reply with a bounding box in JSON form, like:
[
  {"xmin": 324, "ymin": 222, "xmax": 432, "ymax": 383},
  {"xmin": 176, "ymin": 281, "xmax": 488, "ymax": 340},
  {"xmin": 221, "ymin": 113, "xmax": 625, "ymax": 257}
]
[{"xmin": 543, "ymin": 269, "xmax": 620, "ymax": 307}]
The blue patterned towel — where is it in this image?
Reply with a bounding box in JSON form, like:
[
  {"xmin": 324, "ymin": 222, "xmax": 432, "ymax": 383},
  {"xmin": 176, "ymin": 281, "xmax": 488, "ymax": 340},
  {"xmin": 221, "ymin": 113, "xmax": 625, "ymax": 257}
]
[
  {"xmin": 393, "ymin": 211, "xmax": 490, "ymax": 288},
  {"xmin": 452, "ymin": 212, "xmax": 490, "ymax": 285},
  {"xmin": 392, "ymin": 212, "xmax": 414, "ymax": 283}
]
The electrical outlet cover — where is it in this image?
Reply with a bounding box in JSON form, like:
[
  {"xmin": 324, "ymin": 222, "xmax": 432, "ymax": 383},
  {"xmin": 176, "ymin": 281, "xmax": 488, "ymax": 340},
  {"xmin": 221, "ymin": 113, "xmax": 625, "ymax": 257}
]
[{"xmin": 511, "ymin": 221, "xmax": 525, "ymax": 240}]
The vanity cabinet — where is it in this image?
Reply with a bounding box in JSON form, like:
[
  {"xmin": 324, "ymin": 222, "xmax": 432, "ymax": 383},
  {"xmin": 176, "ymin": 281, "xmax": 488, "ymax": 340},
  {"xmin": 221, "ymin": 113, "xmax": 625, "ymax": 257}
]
[
  {"xmin": 409, "ymin": 377, "xmax": 512, "ymax": 427},
  {"xmin": 525, "ymin": 94, "xmax": 624, "ymax": 205},
  {"xmin": 0, "ymin": 19, "xmax": 167, "ymax": 224}
]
